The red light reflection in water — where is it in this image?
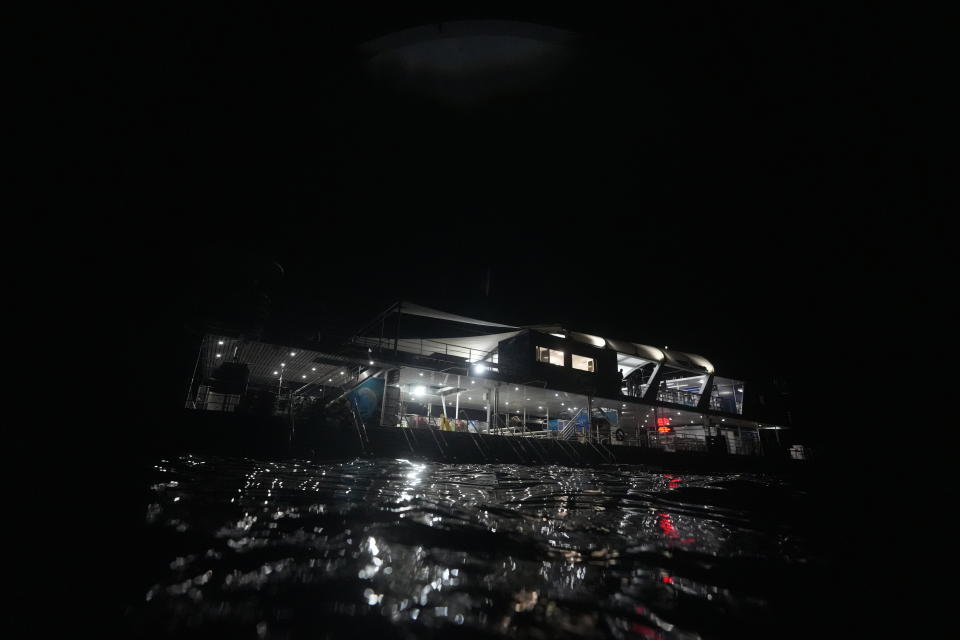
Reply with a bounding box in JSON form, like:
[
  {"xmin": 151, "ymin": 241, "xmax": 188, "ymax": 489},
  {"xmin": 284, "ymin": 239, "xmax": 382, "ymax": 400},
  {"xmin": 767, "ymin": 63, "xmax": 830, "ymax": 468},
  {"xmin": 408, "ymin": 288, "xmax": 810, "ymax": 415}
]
[
  {"xmin": 662, "ymin": 575, "xmax": 674, "ymax": 584},
  {"xmin": 657, "ymin": 512, "xmax": 695, "ymax": 544},
  {"xmin": 631, "ymin": 605, "xmax": 662, "ymax": 638},
  {"xmin": 630, "ymin": 623, "xmax": 662, "ymax": 639},
  {"xmin": 658, "ymin": 512, "xmax": 679, "ymax": 539},
  {"xmin": 663, "ymin": 474, "xmax": 682, "ymax": 490}
]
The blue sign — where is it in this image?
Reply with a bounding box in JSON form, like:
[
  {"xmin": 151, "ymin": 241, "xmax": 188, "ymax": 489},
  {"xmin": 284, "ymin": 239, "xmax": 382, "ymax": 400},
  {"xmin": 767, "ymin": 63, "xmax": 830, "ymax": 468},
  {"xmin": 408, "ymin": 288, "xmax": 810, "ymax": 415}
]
[{"xmin": 345, "ymin": 377, "xmax": 384, "ymax": 423}]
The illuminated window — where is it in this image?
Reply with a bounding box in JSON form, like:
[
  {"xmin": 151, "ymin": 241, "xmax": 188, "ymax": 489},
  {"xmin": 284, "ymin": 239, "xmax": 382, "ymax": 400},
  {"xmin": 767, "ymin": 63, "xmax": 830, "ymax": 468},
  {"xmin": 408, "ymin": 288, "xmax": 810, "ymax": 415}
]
[
  {"xmin": 571, "ymin": 354, "xmax": 595, "ymax": 372},
  {"xmin": 536, "ymin": 346, "xmax": 564, "ymax": 366}
]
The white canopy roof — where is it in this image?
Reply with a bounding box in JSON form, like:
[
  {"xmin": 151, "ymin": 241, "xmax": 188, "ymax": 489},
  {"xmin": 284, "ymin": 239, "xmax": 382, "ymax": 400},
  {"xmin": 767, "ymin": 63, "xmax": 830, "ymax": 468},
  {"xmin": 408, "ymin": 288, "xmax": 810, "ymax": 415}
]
[
  {"xmin": 395, "ymin": 303, "xmax": 715, "ymax": 373},
  {"xmin": 399, "ymin": 302, "xmax": 519, "ymax": 329}
]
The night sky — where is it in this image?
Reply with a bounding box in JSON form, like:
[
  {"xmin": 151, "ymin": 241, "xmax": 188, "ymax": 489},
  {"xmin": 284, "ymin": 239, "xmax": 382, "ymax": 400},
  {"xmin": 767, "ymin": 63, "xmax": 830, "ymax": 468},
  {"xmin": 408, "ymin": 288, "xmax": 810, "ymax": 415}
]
[{"xmin": 88, "ymin": 6, "xmax": 935, "ymax": 462}]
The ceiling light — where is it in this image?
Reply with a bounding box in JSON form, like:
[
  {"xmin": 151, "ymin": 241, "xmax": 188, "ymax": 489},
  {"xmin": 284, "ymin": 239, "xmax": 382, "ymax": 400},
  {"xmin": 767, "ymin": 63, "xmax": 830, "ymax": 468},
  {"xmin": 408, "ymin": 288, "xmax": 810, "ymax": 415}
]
[
  {"xmin": 215, "ymin": 354, "xmax": 222, "ymax": 358},
  {"xmin": 273, "ymin": 371, "xmax": 279, "ymax": 375},
  {"xmin": 290, "ymin": 352, "xmax": 296, "ymax": 356},
  {"xmin": 217, "ymin": 340, "xmax": 224, "ymax": 345},
  {"xmin": 280, "ymin": 363, "xmax": 285, "ymax": 367},
  {"xmin": 311, "ymin": 367, "xmax": 316, "ymax": 371},
  {"xmin": 301, "ymin": 375, "xmax": 306, "ymax": 378}
]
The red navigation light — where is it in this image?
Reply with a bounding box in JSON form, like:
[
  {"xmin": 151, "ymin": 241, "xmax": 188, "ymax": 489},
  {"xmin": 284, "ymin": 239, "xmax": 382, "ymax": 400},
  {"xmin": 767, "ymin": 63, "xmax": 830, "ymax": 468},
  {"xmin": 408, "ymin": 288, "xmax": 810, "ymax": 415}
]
[{"xmin": 656, "ymin": 417, "xmax": 671, "ymax": 427}]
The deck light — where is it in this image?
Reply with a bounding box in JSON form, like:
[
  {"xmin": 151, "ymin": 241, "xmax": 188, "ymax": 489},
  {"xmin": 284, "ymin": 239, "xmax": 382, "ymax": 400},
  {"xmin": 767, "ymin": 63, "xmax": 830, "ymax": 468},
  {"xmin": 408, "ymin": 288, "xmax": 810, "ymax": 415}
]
[
  {"xmin": 370, "ymin": 360, "xmax": 374, "ymax": 365},
  {"xmin": 274, "ymin": 371, "xmax": 279, "ymax": 375},
  {"xmin": 217, "ymin": 340, "xmax": 224, "ymax": 345},
  {"xmin": 414, "ymin": 386, "xmax": 425, "ymax": 396},
  {"xmin": 554, "ymin": 393, "xmax": 559, "ymax": 397},
  {"xmin": 311, "ymin": 367, "xmax": 316, "ymax": 371},
  {"xmin": 538, "ymin": 406, "xmax": 543, "ymax": 409},
  {"xmin": 301, "ymin": 374, "xmax": 306, "ymax": 378},
  {"xmin": 290, "ymin": 352, "xmax": 296, "ymax": 356},
  {"xmin": 514, "ymin": 387, "xmax": 518, "ymax": 391},
  {"xmin": 280, "ymin": 363, "xmax": 285, "ymax": 367},
  {"xmin": 328, "ymin": 378, "xmax": 332, "ymax": 381},
  {"xmin": 419, "ymin": 372, "xmax": 424, "ymax": 376},
  {"xmin": 215, "ymin": 354, "xmax": 222, "ymax": 358},
  {"xmin": 340, "ymin": 371, "xmax": 344, "ymax": 375},
  {"xmin": 468, "ymin": 397, "xmax": 472, "ymax": 400},
  {"xmin": 505, "ymin": 402, "xmax": 509, "ymax": 405},
  {"xmin": 474, "ymin": 364, "xmax": 486, "ymax": 374},
  {"xmin": 471, "ymin": 381, "xmax": 475, "ymax": 384}
]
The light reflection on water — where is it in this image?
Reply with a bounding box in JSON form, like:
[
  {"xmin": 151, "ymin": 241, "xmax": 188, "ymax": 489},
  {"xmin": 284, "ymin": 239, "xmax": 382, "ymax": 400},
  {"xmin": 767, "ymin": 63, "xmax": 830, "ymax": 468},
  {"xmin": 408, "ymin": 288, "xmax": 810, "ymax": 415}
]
[{"xmin": 132, "ymin": 456, "xmax": 820, "ymax": 639}]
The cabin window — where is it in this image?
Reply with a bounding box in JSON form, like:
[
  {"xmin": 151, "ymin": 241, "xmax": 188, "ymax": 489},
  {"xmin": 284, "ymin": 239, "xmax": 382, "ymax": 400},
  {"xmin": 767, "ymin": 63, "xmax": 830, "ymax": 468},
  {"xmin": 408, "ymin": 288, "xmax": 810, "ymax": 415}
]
[
  {"xmin": 572, "ymin": 354, "xmax": 595, "ymax": 372},
  {"xmin": 536, "ymin": 346, "xmax": 564, "ymax": 366}
]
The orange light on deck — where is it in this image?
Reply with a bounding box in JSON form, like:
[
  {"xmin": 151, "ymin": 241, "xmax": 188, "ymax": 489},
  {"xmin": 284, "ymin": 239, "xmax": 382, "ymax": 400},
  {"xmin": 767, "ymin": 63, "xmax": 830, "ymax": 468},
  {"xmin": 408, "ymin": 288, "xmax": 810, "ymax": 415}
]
[{"xmin": 657, "ymin": 426, "xmax": 672, "ymax": 433}]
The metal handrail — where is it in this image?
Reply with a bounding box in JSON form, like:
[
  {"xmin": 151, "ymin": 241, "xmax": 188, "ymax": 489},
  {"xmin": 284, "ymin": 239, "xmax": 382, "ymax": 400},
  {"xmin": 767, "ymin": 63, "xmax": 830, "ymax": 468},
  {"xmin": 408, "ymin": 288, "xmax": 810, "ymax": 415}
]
[
  {"xmin": 557, "ymin": 407, "xmax": 585, "ymax": 440},
  {"xmin": 352, "ymin": 335, "xmax": 497, "ymax": 365}
]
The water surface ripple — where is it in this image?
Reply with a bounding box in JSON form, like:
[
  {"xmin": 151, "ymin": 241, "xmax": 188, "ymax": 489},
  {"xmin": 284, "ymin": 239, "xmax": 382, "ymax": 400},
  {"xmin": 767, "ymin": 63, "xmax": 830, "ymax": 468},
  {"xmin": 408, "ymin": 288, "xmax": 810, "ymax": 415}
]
[{"xmin": 131, "ymin": 455, "xmax": 823, "ymax": 639}]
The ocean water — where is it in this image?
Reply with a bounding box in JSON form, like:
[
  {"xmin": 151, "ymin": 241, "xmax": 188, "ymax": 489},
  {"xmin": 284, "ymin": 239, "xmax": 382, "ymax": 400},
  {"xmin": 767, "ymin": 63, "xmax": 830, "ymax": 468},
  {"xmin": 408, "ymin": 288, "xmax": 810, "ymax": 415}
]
[{"xmin": 126, "ymin": 455, "xmax": 830, "ymax": 639}]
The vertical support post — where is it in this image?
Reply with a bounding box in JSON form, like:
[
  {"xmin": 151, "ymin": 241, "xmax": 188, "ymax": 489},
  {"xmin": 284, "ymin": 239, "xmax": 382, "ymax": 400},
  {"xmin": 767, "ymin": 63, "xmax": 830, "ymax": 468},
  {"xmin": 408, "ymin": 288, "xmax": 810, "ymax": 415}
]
[
  {"xmin": 494, "ymin": 384, "xmax": 500, "ymax": 433},
  {"xmin": 394, "ymin": 301, "xmax": 401, "ymax": 354},
  {"xmin": 636, "ymin": 406, "xmax": 641, "ymax": 446},
  {"xmin": 587, "ymin": 395, "xmax": 593, "ymax": 443},
  {"xmin": 486, "ymin": 390, "xmax": 491, "ymax": 433},
  {"xmin": 185, "ymin": 342, "xmax": 203, "ymax": 408},
  {"xmin": 455, "ymin": 375, "xmax": 460, "ymax": 426}
]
